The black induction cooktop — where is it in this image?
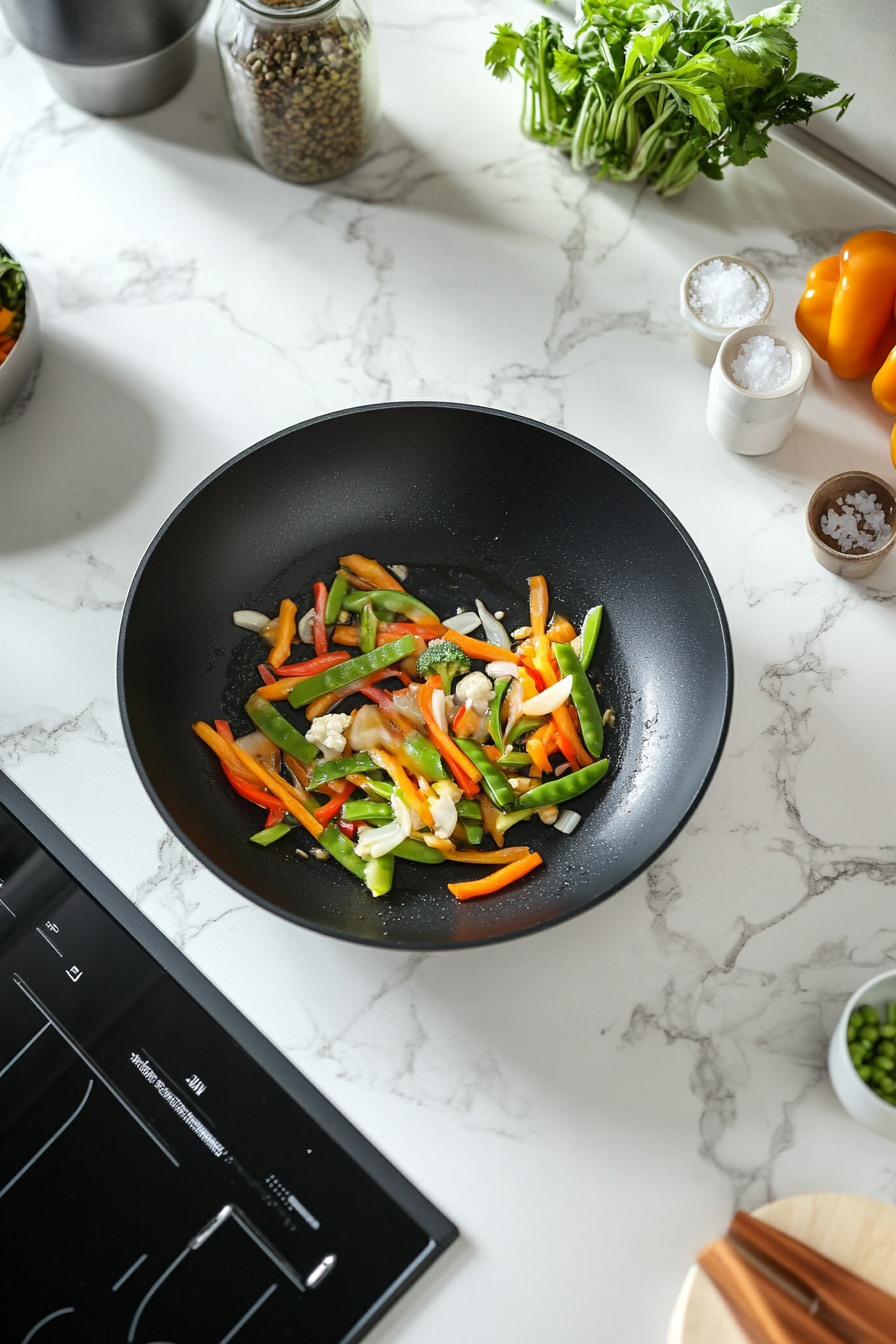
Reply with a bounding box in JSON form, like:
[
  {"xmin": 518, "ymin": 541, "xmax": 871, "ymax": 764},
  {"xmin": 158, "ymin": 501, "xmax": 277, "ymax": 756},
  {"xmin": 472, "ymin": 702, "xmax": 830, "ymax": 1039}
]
[{"xmin": 0, "ymin": 772, "xmax": 456, "ymax": 1343}]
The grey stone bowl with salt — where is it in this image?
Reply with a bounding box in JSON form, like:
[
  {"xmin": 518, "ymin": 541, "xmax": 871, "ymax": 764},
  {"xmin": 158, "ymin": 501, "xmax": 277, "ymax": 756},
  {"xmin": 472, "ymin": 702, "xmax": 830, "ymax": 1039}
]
[{"xmin": 807, "ymin": 471, "xmax": 896, "ymax": 579}]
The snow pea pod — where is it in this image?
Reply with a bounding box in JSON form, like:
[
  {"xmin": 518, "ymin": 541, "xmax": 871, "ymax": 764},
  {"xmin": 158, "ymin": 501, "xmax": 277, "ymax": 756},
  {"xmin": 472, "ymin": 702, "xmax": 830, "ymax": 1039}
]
[
  {"xmin": 359, "ymin": 600, "xmax": 378, "ymax": 654},
  {"xmin": 402, "ymin": 731, "xmax": 449, "ymax": 783},
  {"xmin": 308, "ymin": 752, "xmax": 374, "ymax": 788},
  {"xmin": 454, "ymin": 739, "xmax": 517, "ymax": 810},
  {"xmin": 249, "ymin": 822, "xmax": 292, "ymax": 846},
  {"xmin": 324, "ymin": 571, "xmax": 350, "ymax": 625},
  {"xmin": 456, "ymin": 799, "xmax": 482, "ymax": 821},
  {"xmin": 579, "ymin": 605, "xmax": 603, "ymax": 672},
  {"xmin": 463, "ymin": 822, "xmax": 484, "ymax": 846},
  {"xmin": 553, "ymin": 641, "xmax": 604, "ymax": 758},
  {"xmin": 392, "ymin": 838, "xmax": 446, "ymax": 864},
  {"xmin": 365, "ymin": 854, "xmax": 394, "ymax": 897},
  {"xmin": 342, "ymin": 589, "xmax": 439, "ymax": 621},
  {"xmin": 286, "ymin": 636, "xmax": 415, "ymax": 708},
  {"xmin": 245, "ymin": 691, "xmax": 318, "ymax": 765},
  {"xmin": 520, "ymin": 758, "xmax": 609, "ymax": 810},
  {"xmin": 317, "ymin": 821, "xmax": 368, "ymax": 880},
  {"xmin": 342, "ymin": 800, "xmax": 393, "ymax": 822},
  {"xmin": 489, "ymin": 677, "xmax": 510, "ymax": 752},
  {"xmin": 505, "ymin": 715, "xmax": 544, "ymax": 746}
]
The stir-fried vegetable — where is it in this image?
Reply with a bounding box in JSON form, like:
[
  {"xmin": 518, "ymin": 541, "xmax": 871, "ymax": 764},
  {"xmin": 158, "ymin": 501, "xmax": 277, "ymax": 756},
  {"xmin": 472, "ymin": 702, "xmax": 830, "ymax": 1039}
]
[{"xmin": 195, "ymin": 557, "xmax": 614, "ymax": 898}]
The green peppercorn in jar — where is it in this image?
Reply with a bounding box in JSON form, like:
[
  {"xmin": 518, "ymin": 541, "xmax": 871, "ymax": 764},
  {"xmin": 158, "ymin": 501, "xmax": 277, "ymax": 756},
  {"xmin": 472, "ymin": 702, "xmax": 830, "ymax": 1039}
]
[{"xmin": 217, "ymin": 0, "xmax": 378, "ymax": 184}]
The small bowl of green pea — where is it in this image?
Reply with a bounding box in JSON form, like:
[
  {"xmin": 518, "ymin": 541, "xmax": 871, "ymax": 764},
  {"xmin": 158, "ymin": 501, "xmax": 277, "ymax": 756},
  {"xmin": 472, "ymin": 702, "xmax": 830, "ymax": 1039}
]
[{"xmin": 829, "ymin": 971, "xmax": 896, "ymax": 1141}]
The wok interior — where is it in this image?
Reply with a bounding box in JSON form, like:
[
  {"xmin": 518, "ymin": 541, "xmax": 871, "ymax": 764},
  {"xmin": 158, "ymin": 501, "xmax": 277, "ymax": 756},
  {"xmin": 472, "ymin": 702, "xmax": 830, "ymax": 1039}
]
[{"xmin": 120, "ymin": 404, "xmax": 731, "ymax": 948}]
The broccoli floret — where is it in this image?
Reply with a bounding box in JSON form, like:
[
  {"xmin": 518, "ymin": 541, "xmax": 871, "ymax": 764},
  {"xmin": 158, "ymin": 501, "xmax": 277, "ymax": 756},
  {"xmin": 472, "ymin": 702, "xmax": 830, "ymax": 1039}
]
[{"xmin": 416, "ymin": 639, "xmax": 471, "ymax": 695}]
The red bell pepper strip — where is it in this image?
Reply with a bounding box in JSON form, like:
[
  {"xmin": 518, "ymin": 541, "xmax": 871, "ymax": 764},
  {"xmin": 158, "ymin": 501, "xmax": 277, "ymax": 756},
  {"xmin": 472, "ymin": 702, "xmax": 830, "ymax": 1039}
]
[
  {"xmin": 274, "ymin": 652, "xmax": 351, "ymax": 677},
  {"xmin": 314, "ymin": 780, "xmax": 357, "ymax": 825},
  {"xmin": 214, "ymin": 718, "xmax": 285, "ymax": 826},
  {"xmin": 257, "ymin": 663, "xmax": 276, "ymax": 685},
  {"xmin": 313, "ymin": 582, "xmax": 329, "ymax": 656},
  {"xmin": 418, "ymin": 677, "xmax": 480, "ymax": 798},
  {"xmin": 338, "ymin": 818, "xmax": 361, "ymax": 839}
]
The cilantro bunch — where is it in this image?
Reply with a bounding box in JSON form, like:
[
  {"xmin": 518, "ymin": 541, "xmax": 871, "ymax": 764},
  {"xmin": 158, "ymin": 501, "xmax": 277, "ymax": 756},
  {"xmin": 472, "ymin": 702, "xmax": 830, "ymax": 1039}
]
[
  {"xmin": 485, "ymin": 0, "xmax": 852, "ymax": 196},
  {"xmin": 0, "ymin": 253, "xmax": 27, "ymax": 334}
]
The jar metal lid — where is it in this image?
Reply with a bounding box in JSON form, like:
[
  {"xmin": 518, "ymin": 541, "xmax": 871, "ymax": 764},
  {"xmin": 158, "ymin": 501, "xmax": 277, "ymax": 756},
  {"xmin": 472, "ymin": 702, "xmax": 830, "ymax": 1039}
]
[{"xmin": 233, "ymin": 0, "xmax": 342, "ymax": 17}]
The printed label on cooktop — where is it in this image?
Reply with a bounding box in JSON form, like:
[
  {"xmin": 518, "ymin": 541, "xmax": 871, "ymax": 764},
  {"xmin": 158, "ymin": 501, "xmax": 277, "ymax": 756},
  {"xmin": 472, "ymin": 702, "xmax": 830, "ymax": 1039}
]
[{"xmin": 130, "ymin": 1052, "xmax": 228, "ymax": 1159}]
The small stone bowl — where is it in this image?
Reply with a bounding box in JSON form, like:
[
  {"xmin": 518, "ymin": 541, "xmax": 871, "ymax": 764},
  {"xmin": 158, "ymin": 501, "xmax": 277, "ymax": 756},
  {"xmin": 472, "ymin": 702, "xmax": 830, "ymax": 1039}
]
[
  {"xmin": 829, "ymin": 969, "xmax": 896, "ymax": 1142},
  {"xmin": 680, "ymin": 254, "xmax": 774, "ymax": 366},
  {"xmin": 806, "ymin": 471, "xmax": 896, "ymax": 579},
  {"xmin": 0, "ymin": 244, "xmax": 41, "ymax": 425}
]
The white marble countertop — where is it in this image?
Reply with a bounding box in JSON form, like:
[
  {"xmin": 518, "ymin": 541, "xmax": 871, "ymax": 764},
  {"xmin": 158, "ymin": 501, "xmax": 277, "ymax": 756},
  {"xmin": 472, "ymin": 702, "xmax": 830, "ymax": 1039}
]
[{"xmin": 3, "ymin": 3, "xmax": 896, "ymax": 1339}]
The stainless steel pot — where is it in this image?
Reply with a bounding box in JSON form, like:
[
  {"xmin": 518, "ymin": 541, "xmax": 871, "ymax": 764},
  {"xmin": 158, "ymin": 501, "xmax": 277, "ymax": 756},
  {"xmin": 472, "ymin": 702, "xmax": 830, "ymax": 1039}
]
[{"xmin": 0, "ymin": 0, "xmax": 210, "ymax": 115}]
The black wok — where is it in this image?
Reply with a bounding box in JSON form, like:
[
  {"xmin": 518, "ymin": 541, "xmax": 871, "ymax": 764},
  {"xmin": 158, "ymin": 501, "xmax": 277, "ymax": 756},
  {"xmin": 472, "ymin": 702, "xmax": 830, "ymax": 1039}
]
[{"xmin": 118, "ymin": 403, "xmax": 732, "ymax": 950}]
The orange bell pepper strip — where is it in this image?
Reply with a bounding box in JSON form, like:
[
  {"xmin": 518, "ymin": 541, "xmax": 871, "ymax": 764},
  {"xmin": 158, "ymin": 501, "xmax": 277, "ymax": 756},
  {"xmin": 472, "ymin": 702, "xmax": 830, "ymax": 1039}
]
[
  {"xmin": 529, "ymin": 575, "xmax": 548, "ymax": 638},
  {"xmin": 526, "ymin": 737, "xmax": 552, "ymax": 774},
  {"xmin": 269, "ymin": 598, "xmax": 298, "ymax": 669},
  {"xmin": 827, "ymin": 231, "xmax": 896, "ymax": 379},
  {"xmin": 313, "ymin": 582, "xmax": 329, "ymax": 656},
  {"xmin": 367, "ymin": 747, "xmax": 434, "ymax": 829},
  {"xmin": 443, "ymin": 846, "xmax": 533, "ymax": 864},
  {"xmin": 552, "ymin": 705, "xmax": 592, "ymax": 768},
  {"xmin": 547, "ymin": 614, "xmax": 577, "ymax": 643},
  {"xmin": 254, "ymin": 653, "xmax": 353, "ymax": 700},
  {"xmin": 442, "ymin": 630, "xmax": 521, "ymax": 664},
  {"xmin": 417, "ymin": 676, "xmax": 481, "ymax": 797},
  {"xmin": 448, "ymin": 851, "xmax": 543, "ymax": 898},
  {"xmin": 376, "ymin": 621, "xmax": 448, "ymax": 642},
  {"xmin": 872, "ymin": 344, "xmax": 896, "ymax": 415},
  {"xmin": 339, "ymin": 554, "xmax": 406, "ymax": 592},
  {"xmin": 192, "ymin": 722, "xmax": 322, "ymax": 837},
  {"xmin": 332, "ymin": 625, "xmax": 360, "ymax": 646},
  {"xmin": 0, "ymin": 308, "xmax": 14, "ymax": 335}
]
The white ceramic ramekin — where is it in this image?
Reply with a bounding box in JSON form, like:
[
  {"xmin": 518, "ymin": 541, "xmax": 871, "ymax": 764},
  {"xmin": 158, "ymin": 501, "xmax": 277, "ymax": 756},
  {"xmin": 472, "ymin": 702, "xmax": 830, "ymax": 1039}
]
[
  {"xmin": 829, "ymin": 969, "xmax": 896, "ymax": 1142},
  {"xmin": 680, "ymin": 254, "xmax": 774, "ymax": 366},
  {"xmin": 706, "ymin": 323, "xmax": 812, "ymax": 456}
]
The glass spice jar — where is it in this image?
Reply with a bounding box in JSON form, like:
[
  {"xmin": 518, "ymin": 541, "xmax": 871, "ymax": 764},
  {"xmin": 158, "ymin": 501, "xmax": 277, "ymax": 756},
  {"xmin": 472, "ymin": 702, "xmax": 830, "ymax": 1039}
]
[{"xmin": 217, "ymin": 0, "xmax": 378, "ymax": 185}]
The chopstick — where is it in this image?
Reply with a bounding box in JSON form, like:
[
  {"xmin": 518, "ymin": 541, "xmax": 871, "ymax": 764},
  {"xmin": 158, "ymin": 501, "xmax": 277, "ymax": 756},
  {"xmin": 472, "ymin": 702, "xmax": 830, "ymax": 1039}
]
[{"xmin": 697, "ymin": 1211, "xmax": 896, "ymax": 1344}]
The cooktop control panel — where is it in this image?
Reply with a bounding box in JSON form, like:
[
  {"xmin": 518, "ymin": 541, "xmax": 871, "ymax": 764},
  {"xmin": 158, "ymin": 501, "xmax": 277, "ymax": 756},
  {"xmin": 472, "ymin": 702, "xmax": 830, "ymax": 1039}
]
[{"xmin": 0, "ymin": 775, "xmax": 455, "ymax": 1343}]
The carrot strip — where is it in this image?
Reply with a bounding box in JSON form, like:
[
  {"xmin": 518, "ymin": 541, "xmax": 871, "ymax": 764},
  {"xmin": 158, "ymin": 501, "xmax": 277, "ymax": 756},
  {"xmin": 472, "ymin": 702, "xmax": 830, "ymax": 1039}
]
[
  {"xmin": 553, "ymin": 726, "xmax": 578, "ymax": 770},
  {"xmin": 552, "ymin": 704, "xmax": 592, "ymax": 767},
  {"xmin": 368, "ymin": 748, "xmax": 435, "ymax": 829},
  {"xmin": 529, "ymin": 576, "xmax": 548, "ymax": 639},
  {"xmin": 448, "ymin": 852, "xmax": 543, "ymax": 897},
  {"xmin": 376, "ymin": 621, "xmax": 448, "ymax": 642},
  {"xmin": 269, "ymin": 598, "xmax": 298, "ymax": 669},
  {"xmin": 339, "ymin": 553, "xmax": 406, "ymax": 592},
  {"xmin": 214, "ymin": 719, "xmax": 234, "ymax": 742},
  {"xmin": 443, "ymin": 630, "xmax": 521, "ymax": 665},
  {"xmin": 444, "ymin": 846, "xmax": 532, "ymax": 864},
  {"xmin": 228, "ymin": 740, "xmax": 323, "ymax": 837},
  {"xmin": 418, "ymin": 677, "xmax": 481, "ymax": 796},
  {"xmin": 314, "ymin": 781, "xmax": 356, "ymax": 824},
  {"xmin": 332, "ymin": 625, "xmax": 360, "ymax": 646}
]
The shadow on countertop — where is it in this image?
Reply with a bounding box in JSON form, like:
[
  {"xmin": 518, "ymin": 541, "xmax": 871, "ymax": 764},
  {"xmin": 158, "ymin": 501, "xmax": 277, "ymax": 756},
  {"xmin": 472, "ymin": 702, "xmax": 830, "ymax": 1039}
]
[{"xmin": 0, "ymin": 335, "xmax": 159, "ymax": 554}]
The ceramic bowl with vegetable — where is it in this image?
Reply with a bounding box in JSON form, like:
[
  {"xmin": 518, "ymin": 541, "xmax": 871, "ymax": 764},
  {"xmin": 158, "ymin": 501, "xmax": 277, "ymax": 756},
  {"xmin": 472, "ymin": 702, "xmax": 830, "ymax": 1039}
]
[
  {"xmin": 0, "ymin": 245, "xmax": 40, "ymax": 424},
  {"xmin": 829, "ymin": 970, "xmax": 896, "ymax": 1142},
  {"xmin": 119, "ymin": 402, "xmax": 733, "ymax": 950}
]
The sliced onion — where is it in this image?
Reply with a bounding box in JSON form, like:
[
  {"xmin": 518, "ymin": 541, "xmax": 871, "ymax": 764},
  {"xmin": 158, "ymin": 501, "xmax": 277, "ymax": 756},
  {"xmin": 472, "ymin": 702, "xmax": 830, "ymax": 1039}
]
[
  {"xmin": 554, "ymin": 809, "xmax": 581, "ymax": 835},
  {"xmin": 431, "ymin": 688, "xmax": 448, "ymax": 733},
  {"xmin": 485, "ymin": 661, "xmax": 520, "ymax": 681},
  {"xmin": 232, "ymin": 609, "xmax": 271, "ymax": 634},
  {"xmin": 442, "ymin": 610, "xmax": 481, "ymax": 635},
  {"xmin": 554, "ymin": 763, "xmax": 572, "ymax": 777},
  {"xmin": 297, "ymin": 607, "xmax": 316, "ymax": 644},
  {"xmin": 503, "ymin": 678, "xmax": 524, "ymax": 738},
  {"xmin": 521, "ymin": 675, "xmax": 573, "ymax": 716},
  {"xmin": 475, "ymin": 599, "xmax": 511, "ymax": 649},
  {"xmin": 234, "ymin": 730, "xmax": 280, "ymax": 772}
]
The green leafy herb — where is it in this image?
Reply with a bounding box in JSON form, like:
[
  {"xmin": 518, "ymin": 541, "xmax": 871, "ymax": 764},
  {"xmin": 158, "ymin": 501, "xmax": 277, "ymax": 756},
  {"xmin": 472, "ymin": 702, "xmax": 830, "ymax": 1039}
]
[
  {"xmin": 0, "ymin": 254, "xmax": 27, "ymax": 340},
  {"xmin": 485, "ymin": 0, "xmax": 852, "ymax": 196}
]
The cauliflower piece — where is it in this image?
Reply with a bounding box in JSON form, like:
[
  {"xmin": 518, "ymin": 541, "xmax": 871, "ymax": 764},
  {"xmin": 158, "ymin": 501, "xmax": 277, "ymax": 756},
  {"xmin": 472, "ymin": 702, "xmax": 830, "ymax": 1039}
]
[
  {"xmin": 306, "ymin": 712, "xmax": 353, "ymax": 762},
  {"xmin": 454, "ymin": 671, "xmax": 495, "ymax": 716},
  {"xmin": 354, "ymin": 793, "xmax": 411, "ymax": 859}
]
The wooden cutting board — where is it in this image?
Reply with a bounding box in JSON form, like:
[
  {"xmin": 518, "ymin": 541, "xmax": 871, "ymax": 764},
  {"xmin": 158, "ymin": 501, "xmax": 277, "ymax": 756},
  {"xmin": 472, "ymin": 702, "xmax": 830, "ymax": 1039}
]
[{"xmin": 667, "ymin": 1192, "xmax": 896, "ymax": 1344}]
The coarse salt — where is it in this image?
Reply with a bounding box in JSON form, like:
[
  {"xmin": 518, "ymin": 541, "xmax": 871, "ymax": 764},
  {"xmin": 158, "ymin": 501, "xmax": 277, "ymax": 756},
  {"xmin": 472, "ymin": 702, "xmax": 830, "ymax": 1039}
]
[
  {"xmin": 820, "ymin": 491, "xmax": 892, "ymax": 553},
  {"xmin": 731, "ymin": 334, "xmax": 791, "ymax": 392},
  {"xmin": 688, "ymin": 259, "xmax": 769, "ymax": 327}
]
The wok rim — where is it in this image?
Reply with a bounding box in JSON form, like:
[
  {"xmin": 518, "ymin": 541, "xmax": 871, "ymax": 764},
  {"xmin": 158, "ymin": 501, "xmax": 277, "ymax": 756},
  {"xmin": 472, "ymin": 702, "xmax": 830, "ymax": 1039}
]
[{"xmin": 117, "ymin": 400, "xmax": 734, "ymax": 951}]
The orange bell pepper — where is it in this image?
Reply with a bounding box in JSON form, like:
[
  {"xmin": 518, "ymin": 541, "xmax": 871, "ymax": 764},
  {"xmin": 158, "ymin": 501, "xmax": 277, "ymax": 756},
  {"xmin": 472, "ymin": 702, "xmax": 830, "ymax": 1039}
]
[
  {"xmin": 794, "ymin": 254, "xmax": 839, "ymax": 361},
  {"xmin": 269, "ymin": 598, "xmax": 297, "ymax": 669},
  {"xmin": 447, "ymin": 851, "xmax": 543, "ymax": 899},
  {"xmin": 529, "ymin": 575, "xmax": 548, "ymax": 638},
  {"xmin": 339, "ymin": 554, "xmax": 406, "ymax": 592}
]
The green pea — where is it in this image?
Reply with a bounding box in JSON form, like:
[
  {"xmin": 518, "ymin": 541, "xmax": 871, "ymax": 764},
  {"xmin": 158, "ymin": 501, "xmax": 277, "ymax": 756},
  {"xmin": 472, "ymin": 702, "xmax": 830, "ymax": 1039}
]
[
  {"xmin": 880, "ymin": 1077, "xmax": 896, "ymax": 1094},
  {"xmin": 877, "ymin": 1055, "xmax": 896, "ymax": 1072},
  {"xmin": 858, "ymin": 1065, "xmax": 873, "ymax": 1080},
  {"xmin": 862, "ymin": 1005, "xmax": 881, "ymax": 1024},
  {"xmin": 872, "ymin": 1067, "xmax": 888, "ymax": 1085},
  {"xmin": 880, "ymin": 1024, "xmax": 896, "ymax": 1039},
  {"xmin": 847, "ymin": 1025, "xmax": 857, "ymax": 1043},
  {"xmin": 878, "ymin": 1040, "xmax": 896, "ymax": 1058},
  {"xmin": 860, "ymin": 1025, "xmax": 880, "ymax": 1043},
  {"xmin": 849, "ymin": 1010, "xmax": 866, "ymax": 1030}
]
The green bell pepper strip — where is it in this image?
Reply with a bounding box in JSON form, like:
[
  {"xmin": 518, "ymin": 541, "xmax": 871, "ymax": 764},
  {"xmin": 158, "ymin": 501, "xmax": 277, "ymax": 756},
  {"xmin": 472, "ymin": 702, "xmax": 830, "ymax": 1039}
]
[
  {"xmin": 495, "ymin": 809, "xmax": 534, "ymax": 834},
  {"xmin": 324, "ymin": 572, "xmax": 350, "ymax": 625},
  {"xmin": 463, "ymin": 822, "xmax": 484, "ymax": 846},
  {"xmin": 456, "ymin": 799, "xmax": 482, "ymax": 821},
  {"xmin": 505, "ymin": 715, "xmax": 544, "ymax": 746},
  {"xmin": 308, "ymin": 752, "xmax": 374, "ymax": 789},
  {"xmin": 391, "ymin": 838, "xmax": 445, "ymax": 864},
  {"xmin": 359, "ymin": 601, "xmax": 378, "ymax": 654},
  {"xmin": 554, "ymin": 641, "xmax": 604, "ymax": 758},
  {"xmin": 317, "ymin": 821, "xmax": 368, "ymax": 880},
  {"xmin": 488, "ymin": 677, "xmax": 510, "ymax": 753},
  {"xmin": 520, "ymin": 758, "xmax": 609, "ymax": 810},
  {"xmin": 453, "ymin": 739, "xmax": 517, "ymax": 811},
  {"xmin": 249, "ymin": 822, "xmax": 292, "ymax": 846},
  {"xmin": 342, "ymin": 800, "xmax": 393, "ymax": 823},
  {"xmin": 402, "ymin": 731, "xmax": 449, "ymax": 782},
  {"xmin": 287, "ymin": 636, "xmax": 415, "ymax": 708},
  {"xmin": 245, "ymin": 692, "xmax": 318, "ymax": 765},
  {"xmin": 364, "ymin": 854, "xmax": 394, "ymax": 897},
  {"xmin": 497, "ymin": 752, "xmax": 530, "ymax": 768},
  {"xmin": 342, "ymin": 589, "xmax": 439, "ymax": 621},
  {"xmin": 579, "ymin": 605, "xmax": 603, "ymax": 673}
]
